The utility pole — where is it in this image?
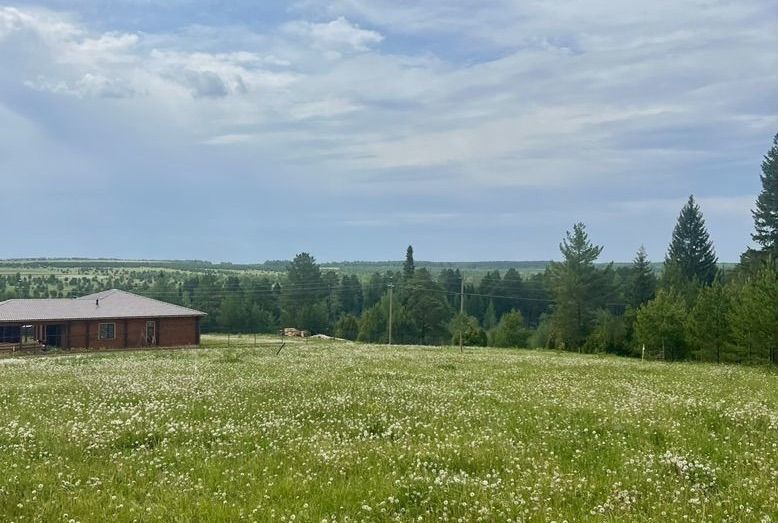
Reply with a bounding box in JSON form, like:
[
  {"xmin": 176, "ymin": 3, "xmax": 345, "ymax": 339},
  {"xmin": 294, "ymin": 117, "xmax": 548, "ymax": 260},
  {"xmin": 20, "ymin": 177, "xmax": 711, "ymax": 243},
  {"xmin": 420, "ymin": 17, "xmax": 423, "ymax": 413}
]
[
  {"xmin": 387, "ymin": 281, "xmax": 394, "ymax": 346},
  {"xmin": 459, "ymin": 274, "xmax": 465, "ymax": 353}
]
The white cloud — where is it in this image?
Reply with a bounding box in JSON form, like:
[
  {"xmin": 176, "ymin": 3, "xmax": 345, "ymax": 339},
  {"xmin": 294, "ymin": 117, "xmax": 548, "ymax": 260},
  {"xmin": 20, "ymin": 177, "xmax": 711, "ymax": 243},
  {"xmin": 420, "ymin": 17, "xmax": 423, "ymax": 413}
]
[
  {"xmin": 0, "ymin": 2, "xmax": 775, "ymax": 193},
  {"xmin": 0, "ymin": 7, "xmax": 299, "ymax": 102},
  {"xmin": 289, "ymin": 98, "xmax": 362, "ymax": 120},
  {"xmin": 25, "ymin": 73, "xmax": 137, "ymax": 98},
  {"xmin": 0, "ymin": 6, "xmax": 80, "ymax": 42},
  {"xmin": 148, "ymin": 50, "xmax": 299, "ymax": 95},
  {"xmin": 283, "ymin": 16, "xmax": 383, "ymax": 51},
  {"xmin": 0, "ymin": 1, "xmax": 774, "ymax": 260},
  {"xmin": 201, "ymin": 133, "xmax": 256, "ymax": 145}
]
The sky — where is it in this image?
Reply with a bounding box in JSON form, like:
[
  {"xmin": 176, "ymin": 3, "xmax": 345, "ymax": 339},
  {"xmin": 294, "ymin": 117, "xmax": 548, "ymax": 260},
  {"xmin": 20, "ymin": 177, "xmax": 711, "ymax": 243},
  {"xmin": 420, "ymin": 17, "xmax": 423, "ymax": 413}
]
[{"xmin": 1, "ymin": 1, "xmax": 776, "ymax": 263}]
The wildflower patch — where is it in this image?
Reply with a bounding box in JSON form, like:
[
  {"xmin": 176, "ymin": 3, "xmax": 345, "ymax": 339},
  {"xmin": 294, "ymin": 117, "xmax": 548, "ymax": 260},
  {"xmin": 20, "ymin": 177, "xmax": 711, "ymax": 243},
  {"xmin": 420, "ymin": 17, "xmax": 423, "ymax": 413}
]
[{"xmin": 0, "ymin": 337, "xmax": 775, "ymax": 521}]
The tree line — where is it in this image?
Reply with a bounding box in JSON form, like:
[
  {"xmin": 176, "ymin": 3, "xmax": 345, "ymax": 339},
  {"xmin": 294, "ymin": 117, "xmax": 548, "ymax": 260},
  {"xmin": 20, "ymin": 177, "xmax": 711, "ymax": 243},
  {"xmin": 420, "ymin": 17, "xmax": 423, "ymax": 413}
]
[
  {"xmin": 1, "ymin": 134, "xmax": 776, "ymax": 364},
  {"xmin": 539, "ymin": 134, "xmax": 778, "ymax": 364},
  {"xmin": 179, "ymin": 133, "xmax": 778, "ymax": 365}
]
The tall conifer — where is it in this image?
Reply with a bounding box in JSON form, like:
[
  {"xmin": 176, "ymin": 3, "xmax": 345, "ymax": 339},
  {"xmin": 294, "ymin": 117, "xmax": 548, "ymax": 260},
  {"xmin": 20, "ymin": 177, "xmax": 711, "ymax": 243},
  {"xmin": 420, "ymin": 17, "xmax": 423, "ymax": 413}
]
[
  {"xmin": 752, "ymin": 133, "xmax": 778, "ymax": 255},
  {"xmin": 548, "ymin": 223, "xmax": 612, "ymax": 350},
  {"xmin": 665, "ymin": 195, "xmax": 718, "ymax": 285},
  {"xmin": 628, "ymin": 245, "xmax": 657, "ymax": 308},
  {"xmin": 403, "ymin": 245, "xmax": 415, "ymax": 280}
]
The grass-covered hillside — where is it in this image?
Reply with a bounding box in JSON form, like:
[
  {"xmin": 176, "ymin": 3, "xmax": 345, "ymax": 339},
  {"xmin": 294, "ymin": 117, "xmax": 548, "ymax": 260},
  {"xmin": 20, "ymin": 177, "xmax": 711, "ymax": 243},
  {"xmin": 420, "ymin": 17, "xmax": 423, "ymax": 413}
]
[{"xmin": 0, "ymin": 337, "xmax": 776, "ymax": 521}]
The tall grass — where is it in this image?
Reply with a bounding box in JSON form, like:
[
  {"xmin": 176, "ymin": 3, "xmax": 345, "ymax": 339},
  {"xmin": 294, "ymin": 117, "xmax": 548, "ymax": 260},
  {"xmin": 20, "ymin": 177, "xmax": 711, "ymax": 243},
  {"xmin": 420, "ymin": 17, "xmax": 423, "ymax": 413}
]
[{"xmin": 0, "ymin": 336, "xmax": 775, "ymax": 521}]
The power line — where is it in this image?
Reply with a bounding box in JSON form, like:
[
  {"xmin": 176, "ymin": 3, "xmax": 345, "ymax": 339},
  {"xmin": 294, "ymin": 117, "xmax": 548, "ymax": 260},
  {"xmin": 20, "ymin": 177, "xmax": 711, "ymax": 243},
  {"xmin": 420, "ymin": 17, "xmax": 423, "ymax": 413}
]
[
  {"xmin": 3, "ymin": 276, "xmax": 630, "ymax": 309},
  {"xmin": 34, "ymin": 284, "xmax": 545, "ymax": 301}
]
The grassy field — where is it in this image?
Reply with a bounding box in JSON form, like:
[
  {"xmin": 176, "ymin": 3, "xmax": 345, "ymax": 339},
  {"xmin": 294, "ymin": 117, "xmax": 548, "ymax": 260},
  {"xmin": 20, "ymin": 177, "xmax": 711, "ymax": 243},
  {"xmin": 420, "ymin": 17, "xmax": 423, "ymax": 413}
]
[{"xmin": 0, "ymin": 337, "xmax": 776, "ymax": 522}]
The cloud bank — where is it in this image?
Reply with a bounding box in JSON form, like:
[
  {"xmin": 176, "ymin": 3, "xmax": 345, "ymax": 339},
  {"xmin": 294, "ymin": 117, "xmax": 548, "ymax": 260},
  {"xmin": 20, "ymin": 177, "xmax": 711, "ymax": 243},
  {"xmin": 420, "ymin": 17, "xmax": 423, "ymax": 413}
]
[{"xmin": 0, "ymin": 1, "xmax": 776, "ymax": 261}]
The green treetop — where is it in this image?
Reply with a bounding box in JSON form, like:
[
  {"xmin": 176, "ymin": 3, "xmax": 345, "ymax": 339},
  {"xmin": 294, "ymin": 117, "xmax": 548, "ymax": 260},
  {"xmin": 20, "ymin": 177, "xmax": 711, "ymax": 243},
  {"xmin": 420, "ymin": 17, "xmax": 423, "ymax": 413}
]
[
  {"xmin": 627, "ymin": 245, "xmax": 657, "ymax": 308},
  {"xmin": 665, "ymin": 195, "xmax": 718, "ymax": 286},
  {"xmin": 752, "ymin": 133, "xmax": 778, "ymax": 255},
  {"xmin": 548, "ymin": 223, "xmax": 612, "ymax": 350},
  {"xmin": 403, "ymin": 245, "xmax": 415, "ymax": 280}
]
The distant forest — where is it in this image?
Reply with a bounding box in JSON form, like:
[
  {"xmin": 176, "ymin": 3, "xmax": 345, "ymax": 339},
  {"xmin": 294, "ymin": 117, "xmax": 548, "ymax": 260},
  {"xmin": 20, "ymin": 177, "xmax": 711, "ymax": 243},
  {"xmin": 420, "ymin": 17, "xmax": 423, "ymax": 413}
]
[
  {"xmin": 2, "ymin": 133, "xmax": 777, "ymax": 365},
  {"xmin": 0, "ymin": 258, "xmax": 556, "ymax": 276}
]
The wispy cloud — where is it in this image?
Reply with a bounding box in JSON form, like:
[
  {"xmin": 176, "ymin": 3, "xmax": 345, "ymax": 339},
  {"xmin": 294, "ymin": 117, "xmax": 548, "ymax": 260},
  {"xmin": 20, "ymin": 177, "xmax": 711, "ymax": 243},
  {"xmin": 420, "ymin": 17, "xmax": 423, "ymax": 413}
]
[{"xmin": 612, "ymin": 196, "xmax": 756, "ymax": 217}]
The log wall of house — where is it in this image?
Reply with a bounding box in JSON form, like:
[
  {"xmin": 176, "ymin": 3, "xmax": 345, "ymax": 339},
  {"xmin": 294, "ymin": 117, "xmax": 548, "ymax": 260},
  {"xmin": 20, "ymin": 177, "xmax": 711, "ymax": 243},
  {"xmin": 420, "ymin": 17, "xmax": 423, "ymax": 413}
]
[
  {"xmin": 0, "ymin": 317, "xmax": 201, "ymax": 350},
  {"xmin": 69, "ymin": 317, "xmax": 199, "ymax": 349}
]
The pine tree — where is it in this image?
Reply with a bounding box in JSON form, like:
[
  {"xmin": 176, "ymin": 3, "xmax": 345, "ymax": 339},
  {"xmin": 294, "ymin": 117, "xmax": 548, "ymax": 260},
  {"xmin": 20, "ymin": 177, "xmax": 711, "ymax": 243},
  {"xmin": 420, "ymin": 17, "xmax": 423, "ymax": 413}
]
[
  {"xmin": 583, "ymin": 309, "xmax": 627, "ymax": 355},
  {"xmin": 334, "ymin": 314, "xmax": 360, "ymax": 340},
  {"xmin": 403, "ymin": 269, "xmax": 452, "ymax": 345},
  {"xmin": 403, "ymin": 245, "xmax": 415, "ymax": 280},
  {"xmin": 495, "ymin": 268, "xmax": 523, "ymax": 317},
  {"xmin": 337, "ymin": 274, "xmax": 363, "ymax": 316},
  {"xmin": 476, "ymin": 271, "xmax": 501, "ymax": 323},
  {"xmin": 449, "ymin": 314, "xmax": 486, "ymax": 347},
  {"xmin": 729, "ymin": 263, "xmax": 778, "ymax": 365},
  {"xmin": 752, "ymin": 133, "xmax": 778, "ymax": 255},
  {"xmin": 635, "ymin": 289, "xmax": 688, "ymax": 361},
  {"xmin": 281, "ymin": 253, "xmax": 327, "ymax": 331},
  {"xmin": 219, "ymin": 295, "xmax": 248, "ymax": 333},
  {"xmin": 627, "ymin": 245, "xmax": 657, "ymax": 308},
  {"xmin": 284, "ymin": 253, "xmax": 324, "ymax": 307},
  {"xmin": 437, "ymin": 269, "xmax": 462, "ymax": 310},
  {"xmin": 547, "ymin": 223, "xmax": 612, "ymax": 350},
  {"xmin": 686, "ymin": 279, "xmax": 732, "ymax": 363},
  {"xmin": 491, "ymin": 310, "xmax": 529, "ymax": 348},
  {"xmin": 357, "ymin": 301, "xmax": 387, "ymax": 343},
  {"xmin": 665, "ymin": 195, "xmax": 718, "ymax": 286},
  {"xmin": 246, "ymin": 304, "xmax": 275, "ymax": 333}
]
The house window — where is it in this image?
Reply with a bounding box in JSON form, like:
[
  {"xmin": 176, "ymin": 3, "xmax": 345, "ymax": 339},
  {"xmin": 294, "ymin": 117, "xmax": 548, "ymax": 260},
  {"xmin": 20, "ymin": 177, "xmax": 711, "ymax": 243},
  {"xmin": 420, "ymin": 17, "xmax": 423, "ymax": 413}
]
[{"xmin": 99, "ymin": 323, "xmax": 116, "ymax": 340}]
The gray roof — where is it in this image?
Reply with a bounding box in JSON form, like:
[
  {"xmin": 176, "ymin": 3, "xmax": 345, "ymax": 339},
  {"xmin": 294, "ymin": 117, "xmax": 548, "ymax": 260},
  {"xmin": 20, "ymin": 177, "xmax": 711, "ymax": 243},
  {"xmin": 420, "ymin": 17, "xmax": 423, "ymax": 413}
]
[{"xmin": 0, "ymin": 289, "xmax": 205, "ymax": 323}]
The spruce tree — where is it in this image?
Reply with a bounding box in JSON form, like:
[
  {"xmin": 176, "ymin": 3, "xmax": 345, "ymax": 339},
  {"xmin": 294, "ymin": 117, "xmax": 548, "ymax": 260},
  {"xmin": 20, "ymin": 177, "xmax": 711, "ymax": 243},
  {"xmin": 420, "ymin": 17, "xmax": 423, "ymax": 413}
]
[
  {"xmin": 627, "ymin": 245, "xmax": 657, "ymax": 308},
  {"xmin": 665, "ymin": 195, "xmax": 718, "ymax": 286},
  {"xmin": 403, "ymin": 245, "xmax": 415, "ymax": 280},
  {"xmin": 752, "ymin": 133, "xmax": 778, "ymax": 255}
]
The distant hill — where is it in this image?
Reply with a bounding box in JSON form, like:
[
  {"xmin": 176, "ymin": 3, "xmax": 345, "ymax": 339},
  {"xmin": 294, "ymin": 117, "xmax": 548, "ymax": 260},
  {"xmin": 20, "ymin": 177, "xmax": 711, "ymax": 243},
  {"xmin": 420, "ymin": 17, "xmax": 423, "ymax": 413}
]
[
  {"xmin": 0, "ymin": 258, "xmax": 736, "ymax": 276},
  {"xmin": 0, "ymin": 258, "xmax": 554, "ymax": 275},
  {"xmin": 317, "ymin": 260, "xmax": 554, "ymax": 275}
]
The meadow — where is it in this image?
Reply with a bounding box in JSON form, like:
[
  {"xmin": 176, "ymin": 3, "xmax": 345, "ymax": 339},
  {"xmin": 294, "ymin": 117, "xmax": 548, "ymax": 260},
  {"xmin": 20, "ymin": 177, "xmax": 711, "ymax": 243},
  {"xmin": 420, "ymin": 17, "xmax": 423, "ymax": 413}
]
[{"xmin": 0, "ymin": 336, "xmax": 776, "ymax": 522}]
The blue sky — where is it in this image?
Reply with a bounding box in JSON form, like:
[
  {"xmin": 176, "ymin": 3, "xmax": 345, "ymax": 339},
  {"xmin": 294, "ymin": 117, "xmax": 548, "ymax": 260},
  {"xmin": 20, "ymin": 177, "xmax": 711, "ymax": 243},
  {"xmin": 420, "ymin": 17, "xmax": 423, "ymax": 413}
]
[{"xmin": 1, "ymin": 1, "xmax": 776, "ymax": 263}]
